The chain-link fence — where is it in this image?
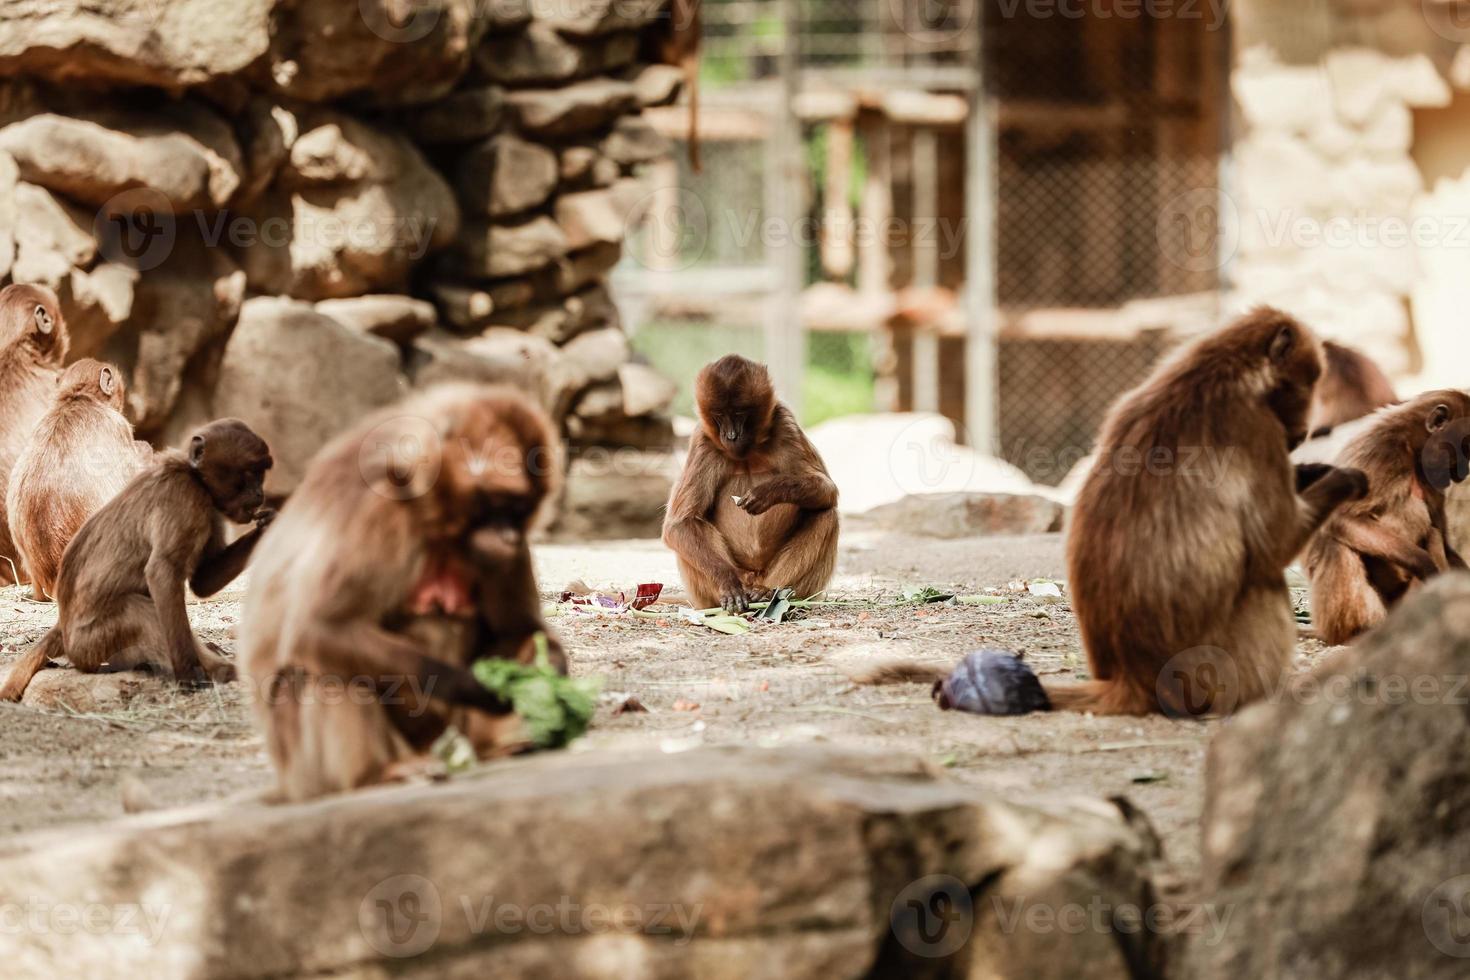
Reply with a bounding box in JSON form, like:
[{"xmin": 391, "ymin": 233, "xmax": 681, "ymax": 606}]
[
  {"xmin": 620, "ymin": 1, "xmax": 1228, "ymax": 484},
  {"xmin": 986, "ymin": 6, "xmax": 1227, "ymax": 482}
]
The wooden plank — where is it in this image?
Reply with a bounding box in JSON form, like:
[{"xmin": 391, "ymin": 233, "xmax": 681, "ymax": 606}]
[{"xmin": 910, "ymin": 126, "xmax": 940, "ymax": 414}]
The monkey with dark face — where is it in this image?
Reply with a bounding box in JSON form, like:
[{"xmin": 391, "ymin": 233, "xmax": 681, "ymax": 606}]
[
  {"xmin": 0, "ymin": 283, "xmax": 68, "ymax": 585},
  {"xmin": 1305, "ymin": 390, "xmax": 1470, "ymax": 645},
  {"xmin": 6, "ymin": 359, "xmax": 154, "ymax": 600},
  {"xmin": 0, "ymin": 419, "xmax": 273, "ymax": 702},
  {"xmin": 663, "ymin": 354, "xmax": 838, "ymax": 613},
  {"xmin": 1307, "ymin": 340, "xmax": 1398, "ymax": 439},
  {"xmin": 240, "ymin": 384, "xmax": 566, "ymax": 802},
  {"xmin": 947, "ymin": 308, "xmax": 1365, "ymax": 717}
]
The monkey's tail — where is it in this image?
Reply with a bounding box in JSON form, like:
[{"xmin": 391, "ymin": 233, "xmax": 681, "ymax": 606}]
[
  {"xmin": 685, "ymin": 52, "xmax": 701, "ymax": 172},
  {"xmin": 847, "ymin": 660, "xmax": 949, "ymax": 686},
  {"xmin": 1040, "ymin": 679, "xmax": 1154, "ymax": 716},
  {"xmin": 0, "ymin": 626, "xmax": 62, "ymax": 702}
]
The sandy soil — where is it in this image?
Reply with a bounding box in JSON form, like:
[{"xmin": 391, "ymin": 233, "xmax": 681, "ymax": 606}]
[{"xmin": 0, "ymin": 528, "xmax": 1332, "ymax": 886}]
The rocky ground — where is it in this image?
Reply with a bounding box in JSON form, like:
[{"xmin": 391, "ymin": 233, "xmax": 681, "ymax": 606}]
[{"xmin": 0, "ymin": 528, "xmax": 1336, "ymax": 888}]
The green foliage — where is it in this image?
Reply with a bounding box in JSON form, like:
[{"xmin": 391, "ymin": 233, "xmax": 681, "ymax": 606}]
[{"xmin": 472, "ymin": 638, "xmax": 600, "ymax": 749}]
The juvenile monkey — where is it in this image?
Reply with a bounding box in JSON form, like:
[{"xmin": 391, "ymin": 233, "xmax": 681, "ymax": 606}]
[
  {"xmin": 663, "ymin": 354, "xmax": 838, "ymax": 612},
  {"xmin": 0, "ymin": 283, "xmax": 68, "ymax": 584},
  {"xmin": 955, "ymin": 308, "xmax": 1366, "ymax": 716},
  {"xmin": 6, "ymin": 359, "xmax": 154, "ymax": 600},
  {"xmin": 0, "ymin": 419, "xmax": 273, "ymax": 702},
  {"xmin": 1304, "ymin": 390, "xmax": 1470, "ymax": 645},
  {"xmin": 240, "ymin": 384, "xmax": 566, "ymax": 802},
  {"xmin": 1307, "ymin": 340, "xmax": 1397, "ymax": 438}
]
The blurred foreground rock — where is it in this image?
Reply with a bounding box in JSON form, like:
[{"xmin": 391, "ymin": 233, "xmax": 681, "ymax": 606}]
[
  {"xmin": 0, "ymin": 745, "xmax": 1168, "ymax": 978},
  {"xmin": 1193, "ymin": 573, "xmax": 1470, "ymax": 978}
]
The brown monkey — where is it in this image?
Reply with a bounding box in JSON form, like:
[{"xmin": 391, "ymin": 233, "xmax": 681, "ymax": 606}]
[
  {"xmin": 957, "ymin": 308, "xmax": 1366, "ymax": 717},
  {"xmin": 6, "ymin": 359, "xmax": 154, "ymax": 600},
  {"xmin": 240, "ymin": 384, "xmax": 565, "ymax": 802},
  {"xmin": 1307, "ymin": 340, "xmax": 1397, "ymax": 439},
  {"xmin": 663, "ymin": 354, "xmax": 838, "ymax": 612},
  {"xmin": 0, "ymin": 283, "xmax": 68, "ymax": 585},
  {"xmin": 1304, "ymin": 390, "xmax": 1470, "ymax": 645},
  {"xmin": 0, "ymin": 419, "xmax": 273, "ymax": 702}
]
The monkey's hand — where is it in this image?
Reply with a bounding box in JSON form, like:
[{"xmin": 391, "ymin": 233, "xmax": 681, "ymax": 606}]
[
  {"xmin": 1294, "ymin": 463, "xmax": 1334, "ymax": 493},
  {"xmin": 1321, "ymin": 466, "xmax": 1369, "ymax": 505},
  {"xmin": 736, "ymin": 482, "xmax": 786, "ymax": 516},
  {"xmin": 253, "ymin": 507, "xmax": 277, "ymax": 531},
  {"xmin": 717, "ymin": 574, "xmax": 750, "ymax": 614}
]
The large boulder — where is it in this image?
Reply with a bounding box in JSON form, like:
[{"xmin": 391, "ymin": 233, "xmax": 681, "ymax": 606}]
[
  {"xmin": 1193, "ymin": 574, "xmax": 1470, "ymax": 978},
  {"xmin": 452, "ymin": 215, "xmax": 567, "ymax": 279},
  {"xmin": 0, "ymin": 746, "xmax": 1167, "ymax": 978},
  {"xmin": 263, "ymin": 0, "xmax": 481, "ymax": 106},
  {"xmin": 0, "ymin": 97, "xmax": 243, "ymax": 211},
  {"xmin": 505, "ymin": 78, "xmax": 639, "ymax": 136},
  {"xmin": 213, "ymin": 297, "xmax": 407, "ymax": 492},
  {"xmin": 235, "ymin": 111, "xmax": 459, "ymax": 300},
  {"xmin": 120, "ymin": 225, "xmax": 246, "ymax": 435},
  {"xmin": 406, "ymin": 328, "xmax": 563, "ymax": 415},
  {"xmin": 0, "ymin": 150, "xmax": 15, "ymax": 279},
  {"xmin": 0, "ymin": 0, "xmax": 274, "ymax": 90},
  {"xmin": 454, "ymin": 133, "xmax": 559, "ymax": 218}
]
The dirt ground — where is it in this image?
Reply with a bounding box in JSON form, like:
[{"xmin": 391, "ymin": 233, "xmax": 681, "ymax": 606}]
[{"xmin": 0, "ymin": 528, "xmax": 1333, "ymax": 887}]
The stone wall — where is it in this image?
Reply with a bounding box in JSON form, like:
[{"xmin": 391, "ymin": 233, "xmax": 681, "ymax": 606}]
[
  {"xmin": 1228, "ymin": 1, "xmax": 1470, "ymax": 381},
  {"xmin": 0, "ymin": 0, "xmax": 682, "ymax": 493}
]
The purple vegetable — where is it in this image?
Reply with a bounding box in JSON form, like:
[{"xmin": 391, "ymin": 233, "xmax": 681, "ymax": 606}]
[{"xmin": 933, "ymin": 649, "xmax": 1051, "ymax": 716}]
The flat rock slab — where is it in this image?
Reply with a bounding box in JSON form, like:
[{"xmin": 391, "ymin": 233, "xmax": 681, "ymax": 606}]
[
  {"xmin": 0, "ymin": 663, "xmax": 168, "ymax": 713},
  {"xmin": 856, "ymin": 492, "xmax": 1066, "ymax": 538},
  {"xmin": 0, "ymin": 745, "xmax": 1165, "ymax": 978}
]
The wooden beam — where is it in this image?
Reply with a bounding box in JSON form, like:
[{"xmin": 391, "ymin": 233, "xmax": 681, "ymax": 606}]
[
  {"xmin": 910, "ymin": 126, "xmax": 941, "ymax": 415},
  {"xmin": 763, "ymin": 0, "xmax": 805, "ymax": 417}
]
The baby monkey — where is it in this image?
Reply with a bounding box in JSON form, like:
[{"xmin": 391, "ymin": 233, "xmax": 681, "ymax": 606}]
[
  {"xmin": 663, "ymin": 354, "xmax": 838, "ymax": 612},
  {"xmin": 1305, "ymin": 390, "xmax": 1470, "ymax": 645}
]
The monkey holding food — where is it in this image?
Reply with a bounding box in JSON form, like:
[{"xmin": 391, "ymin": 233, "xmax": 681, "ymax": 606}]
[
  {"xmin": 240, "ymin": 384, "xmax": 566, "ymax": 802},
  {"xmin": 663, "ymin": 354, "xmax": 838, "ymax": 613},
  {"xmin": 1304, "ymin": 390, "xmax": 1470, "ymax": 645},
  {"xmin": 0, "ymin": 418, "xmax": 274, "ymax": 702}
]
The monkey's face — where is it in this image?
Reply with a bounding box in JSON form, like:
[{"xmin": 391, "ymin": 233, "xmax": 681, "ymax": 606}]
[
  {"xmin": 695, "ymin": 354, "xmax": 777, "ymax": 461},
  {"xmin": 1261, "ymin": 318, "xmax": 1323, "ymax": 449},
  {"xmin": 1418, "ymin": 392, "xmax": 1470, "ymax": 490},
  {"xmin": 188, "ymin": 419, "xmax": 273, "ymax": 523}
]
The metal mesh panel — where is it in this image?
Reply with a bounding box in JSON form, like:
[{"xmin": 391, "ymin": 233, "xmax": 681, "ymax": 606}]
[{"xmin": 985, "ymin": 6, "xmax": 1226, "ymax": 483}]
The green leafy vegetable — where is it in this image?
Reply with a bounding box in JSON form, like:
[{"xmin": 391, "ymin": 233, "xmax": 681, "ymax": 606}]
[{"xmin": 472, "ymin": 635, "xmax": 601, "ymax": 749}]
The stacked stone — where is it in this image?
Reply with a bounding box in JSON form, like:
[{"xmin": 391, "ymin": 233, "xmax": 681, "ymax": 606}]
[{"xmin": 0, "ymin": 0, "xmax": 682, "ymax": 493}]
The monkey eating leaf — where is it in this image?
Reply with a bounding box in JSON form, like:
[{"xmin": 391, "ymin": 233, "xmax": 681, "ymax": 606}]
[{"xmin": 472, "ymin": 636, "xmax": 600, "ymax": 749}]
